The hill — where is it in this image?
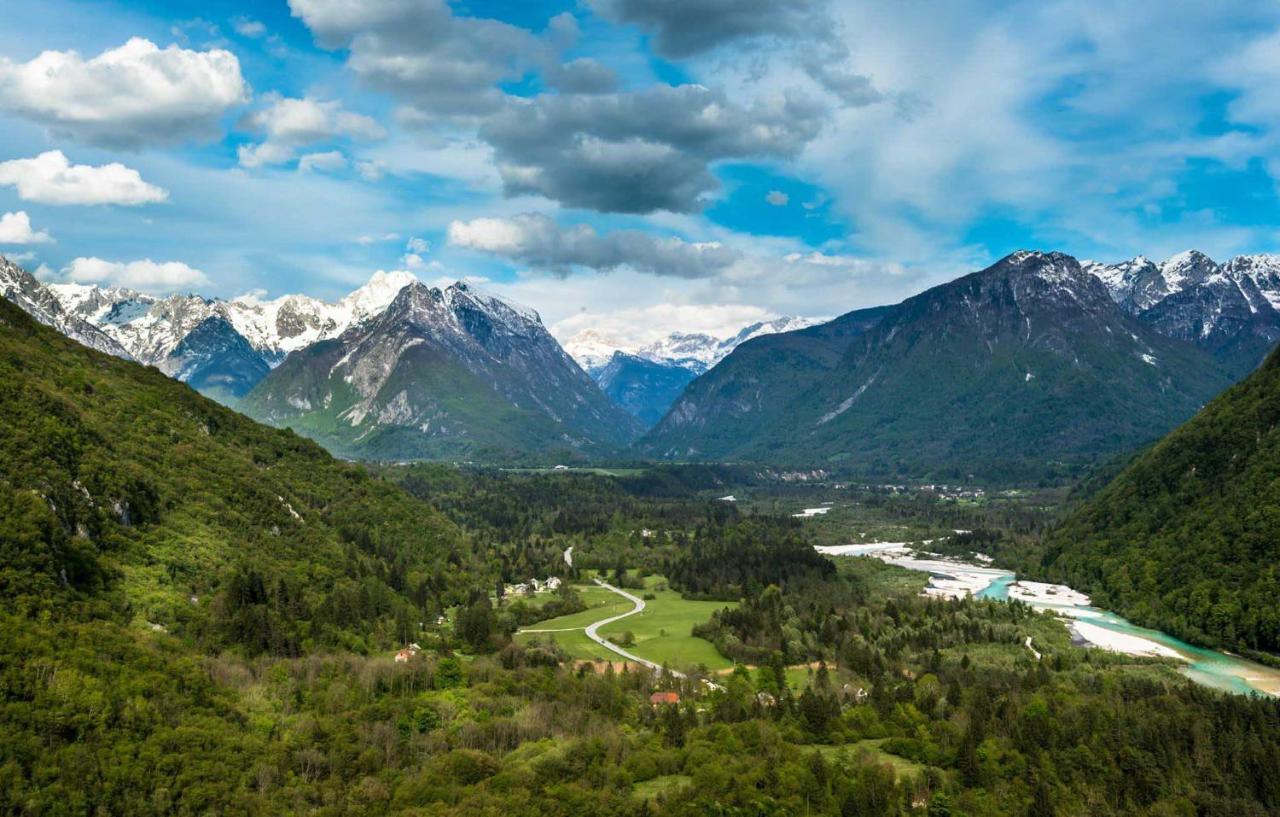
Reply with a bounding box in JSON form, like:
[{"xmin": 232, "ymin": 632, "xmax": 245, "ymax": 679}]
[
  {"xmin": 1041, "ymin": 343, "xmax": 1280, "ymax": 656},
  {"xmin": 0, "ymin": 292, "xmax": 472, "ymax": 652},
  {"xmin": 643, "ymin": 252, "xmax": 1233, "ymax": 481}
]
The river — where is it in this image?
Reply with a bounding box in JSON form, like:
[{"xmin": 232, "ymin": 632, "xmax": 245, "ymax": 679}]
[{"xmin": 816, "ymin": 543, "xmax": 1280, "ymax": 698}]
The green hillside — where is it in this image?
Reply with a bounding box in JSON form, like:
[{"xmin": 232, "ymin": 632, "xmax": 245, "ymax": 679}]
[
  {"xmin": 0, "ymin": 294, "xmax": 473, "ymax": 653},
  {"xmin": 1042, "ymin": 345, "xmax": 1280, "ymax": 656}
]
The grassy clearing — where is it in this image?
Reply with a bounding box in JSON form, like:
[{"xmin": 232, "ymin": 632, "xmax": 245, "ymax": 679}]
[
  {"xmin": 514, "ymin": 575, "xmax": 735, "ymax": 671},
  {"xmin": 797, "ymin": 739, "xmax": 925, "ymax": 779},
  {"xmin": 597, "ymin": 576, "xmax": 736, "ymax": 671},
  {"xmin": 633, "ymin": 774, "xmax": 692, "ymax": 802}
]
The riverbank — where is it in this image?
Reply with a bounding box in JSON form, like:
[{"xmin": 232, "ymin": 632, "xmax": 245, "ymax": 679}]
[{"xmin": 816, "ymin": 542, "xmax": 1280, "ymax": 697}]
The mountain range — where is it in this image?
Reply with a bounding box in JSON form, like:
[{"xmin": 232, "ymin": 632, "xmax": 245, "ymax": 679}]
[
  {"xmin": 642, "ymin": 251, "xmax": 1238, "ymax": 480},
  {"xmin": 1083, "ymin": 250, "xmax": 1280, "ymax": 377},
  {"xmin": 562, "ymin": 316, "xmax": 820, "ymax": 424},
  {"xmin": 7, "ymin": 248, "xmax": 1280, "ymax": 474}
]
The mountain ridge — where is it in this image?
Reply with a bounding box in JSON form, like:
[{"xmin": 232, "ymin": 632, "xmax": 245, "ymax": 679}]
[{"xmin": 642, "ymin": 250, "xmax": 1235, "ymax": 480}]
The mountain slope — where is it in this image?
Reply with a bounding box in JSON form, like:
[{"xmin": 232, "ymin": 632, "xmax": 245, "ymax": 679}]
[
  {"xmin": 1042, "ymin": 343, "xmax": 1280, "ymax": 655},
  {"xmin": 241, "ymin": 281, "xmax": 642, "ymax": 460},
  {"xmin": 0, "ymin": 256, "xmax": 133, "ymax": 359},
  {"xmin": 595, "ymin": 351, "xmax": 697, "ymax": 426},
  {"xmin": 0, "ymin": 291, "xmax": 472, "ymax": 647},
  {"xmin": 157, "ymin": 315, "xmax": 272, "ymax": 401},
  {"xmin": 644, "ymin": 252, "xmax": 1233, "ymax": 480}
]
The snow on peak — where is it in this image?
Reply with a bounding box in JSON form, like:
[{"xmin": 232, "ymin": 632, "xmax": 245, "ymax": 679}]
[
  {"xmin": 445, "ymin": 280, "xmax": 541, "ymax": 325},
  {"xmin": 562, "ymin": 315, "xmax": 822, "ymax": 375},
  {"xmin": 341, "ymin": 270, "xmax": 417, "ymax": 319}
]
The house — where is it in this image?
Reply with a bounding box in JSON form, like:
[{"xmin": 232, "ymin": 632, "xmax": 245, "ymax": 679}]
[
  {"xmin": 701, "ymin": 678, "xmax": 726, "ymax": 693},
  {"xmin": 544, "ymin": 576, "xmax": 562, "ymax": 591},
  {"xmin": 394, "ymin": 648, "xmax": 416, "ymax": 663},
  {"xmin": 649, "ymin": 691, "xmax": 681, "ymax": 706},
  {"xmin": 756, "ymin": 691, "xmax": 778, "ymax": 707}
]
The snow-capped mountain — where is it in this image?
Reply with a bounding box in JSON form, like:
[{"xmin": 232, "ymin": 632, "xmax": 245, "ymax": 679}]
[
  {"xmin": 564, "ymin": 315, "xmax": 821, "ymax": 377},
  {"xmin": 239, "ymin": 281, "xmax": 642, "ymax": 460},
  {"xmin": 1083, "ymin": 251, "xmax": 1280, "ymax": 376},
  {"xmin": 48, "ymin": 269, "xmax": 416, "ymax": 367},
  {"xmin": 562, "ymin": 315, "xmax": 822, "ymax": 426},
  {"xmin": 0, "ymin": 257, "xmax": 133, "ymax": 359},
  {"xmin": 20, "ymin": 267, "xmax": 417, "ymax": 401}
]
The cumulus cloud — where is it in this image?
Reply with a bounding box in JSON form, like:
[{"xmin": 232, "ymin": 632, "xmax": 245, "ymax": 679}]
[
  {"xmin": 0, "ymin": 211, "xmax": 53, "ymax": 244},
  {"xmin": 589, "ymin": 0, "xmax": 879, "ymax": 107},
  {"xmin": 289, "ymin": 0, "xmax": 545, "ymax": 118},
  {"xmin": 0, "ymin": 38, "xmax": 250, "ymax": 148},
  {"xmin": 545, "ymin": 58, "xmax": 618, "ymax": 94},
  {"xmin": 766, "ymin": 190, "xmax": 790, "ymax": 206},
  {"xmin": 481, "ymin": 86, "xmax": 826, "ymax": 212},
  {"xmin": 590, "ymin": 0, "xmax": 817, "ymax": 58},
  {"xmin": 64, "ymin": 257, "xmax": 209, "ymax": 291},
  {"xmin": 0, "ymin": 151, "xmax": 169, "ymax": 206},
  {"xmin": 238, "ymin": 95, "xmax": 386, "ymax": 168},
  {"xmin": 288, "ymin": 0, "xmax": 836, "ymax": 212},
  {"xmin": 449, "ymin": 213, "xmax": 740, "ymax": 277},
  {"xmin": 400, "ymin": 236, "xmax": 432, "ymax": 269}
]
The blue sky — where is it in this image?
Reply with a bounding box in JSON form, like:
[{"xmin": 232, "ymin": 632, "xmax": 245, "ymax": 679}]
[{"xmin": 3, "ymin": 0, "xmax": 1280, "ymax": 345}]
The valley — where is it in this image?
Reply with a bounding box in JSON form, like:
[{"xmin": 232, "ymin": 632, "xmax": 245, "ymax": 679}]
[{"xmin": 6, "ymin": 251, "xmax": 1280, "ymax": 816}]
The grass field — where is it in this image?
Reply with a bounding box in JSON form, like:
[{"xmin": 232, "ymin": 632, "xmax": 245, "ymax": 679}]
[
  {"xmin": 596, "ymin": 576, "xmax": 736, "ymax": 671},
  {"xmin": 797, "ymin": 739, "xmax": 925, "ymax": 779},
  {"xmin": 514, "ymin": 575, "xmax": 736, "ymax": 672},
  {"xmin": 633, "ymin": 774, "xmax": 692, "ymax": 802}
]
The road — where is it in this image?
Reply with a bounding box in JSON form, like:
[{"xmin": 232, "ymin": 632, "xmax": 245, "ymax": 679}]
[{"xmin": 584, "ymin": 579, "xmax": 684, "ymax": 677}]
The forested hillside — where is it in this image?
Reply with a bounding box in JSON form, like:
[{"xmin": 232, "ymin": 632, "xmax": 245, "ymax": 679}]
[
  {"xmin": 1042, "ymin": 344, "xmax": 1280, "ymax": 657},
  {"xmin": 4, "ymin": 293, "xmax": 1280, "ymax": 817},
  {"xmin": 0, "ymin": 293, "xmax": 476, "ymax": 652}
]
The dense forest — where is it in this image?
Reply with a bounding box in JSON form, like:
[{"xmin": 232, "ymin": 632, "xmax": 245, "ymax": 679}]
[
  {"xmin": 4, "ymin": 295, "xmax": 1280, "ymax": 816},
  {"xmin": 1041, "ymin": 345, "xmax": 1280, "ymax": 657}
]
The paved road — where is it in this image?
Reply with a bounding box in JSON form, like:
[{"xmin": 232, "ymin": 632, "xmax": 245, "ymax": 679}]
[{"xmin": 584, "ymin": 579, "xmax": 684, "ymax": 677}]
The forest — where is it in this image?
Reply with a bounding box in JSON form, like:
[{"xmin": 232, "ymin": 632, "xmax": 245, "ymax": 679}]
[{"xmin": 3, "ymin": 296, "xmax": 1280, "ymax": 816}]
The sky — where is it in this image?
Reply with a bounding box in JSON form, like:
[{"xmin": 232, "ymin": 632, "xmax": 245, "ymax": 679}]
[{"xmin": 3, "ymin": 0, "xmax": 1280, "ymax": 347}]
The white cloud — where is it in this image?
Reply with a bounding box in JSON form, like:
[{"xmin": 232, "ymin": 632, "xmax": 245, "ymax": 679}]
[
  {"xmin": 400, "ymin": 236, "xmax": 432, "ymax": 269},
  {"xmin": 0, "ymin": 151, "xmax": 169, "ymax": 206},
  {"xmin": 0, "ymin": 37, "xmax": 250, "ymax": 148},
  {"xmin": 63, "ymin": 257, "xmax": 209, "ymax": 291},
  {"xmin": 239, "ymin": 95, "xmax": 386, "ymax": 168},
  {"xmin": 357, "ymin": 232, "xmax": 401, "ymax": 245},
  {"xmin": 448, "ymin": 213, "xmax": 740, "ymax": 277},
  {"xmin": 765, "ymin": 190, "xmax": 789, "ymax": 206},
  {"xmin": 0, "ymin": 211, "xmax": 53, "ymax": 244},
  {"xmin": 551, "ymin": 301, "xmax": 777, "ymax": 348},
  {"xmin": 298, "ymin": 150, "xmax": 348, "ymax": 172},
  {"xmin": 233, "ymin": 17, "xmax": 268, "ymax": 38}
]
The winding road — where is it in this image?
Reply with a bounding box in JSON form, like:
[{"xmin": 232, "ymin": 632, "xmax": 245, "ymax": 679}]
[{"xmin": 526, "ymin": 579, "xmax": 684, "ymax": 677}]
